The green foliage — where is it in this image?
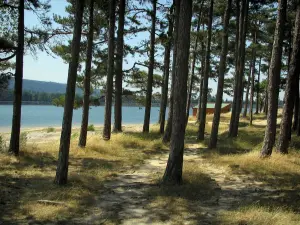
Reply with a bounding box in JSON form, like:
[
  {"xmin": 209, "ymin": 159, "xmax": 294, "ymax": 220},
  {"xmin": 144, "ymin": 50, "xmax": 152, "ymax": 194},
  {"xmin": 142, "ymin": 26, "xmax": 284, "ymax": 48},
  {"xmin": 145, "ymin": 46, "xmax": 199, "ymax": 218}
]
[
  {"xmin": 46, "ymin": 127, "xmax": 55, "ymax": 133},
  {"xmin": 0, "ymin": 135, "xmax": 6, "ymax": 153},
  {"xmin": 87, "ymin": 124, "xmax": 95, "ymax": 131},
  {"xmin": 20, "ymin": 132, "xmax": 28, "ymax": 150}
]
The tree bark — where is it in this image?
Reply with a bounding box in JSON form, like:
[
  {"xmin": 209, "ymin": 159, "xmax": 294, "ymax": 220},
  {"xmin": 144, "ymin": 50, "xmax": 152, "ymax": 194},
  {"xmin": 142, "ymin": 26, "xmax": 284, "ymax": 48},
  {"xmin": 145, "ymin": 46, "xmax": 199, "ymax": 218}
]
[
  {"xmin": 209, "ymin": 0, "xmax": 232, "ymax": 149},
  {"xmin": 103, "ymin": 0, "xmax": 116, "ymax": 140},
  {"xmin": 163, "ymin": 0, "xmax": 192, "ymax": 185},
  {"xmin": 250, "ymin": 30, "xmax": 257, "ymax": 125},
  {"xmin": 54, "ymin": 0, "xmax": 84, "ymax": 185},
  {"xmin": 196, "ymin": 36, "xmax": 205, "ymax": 122},
  {"xmin": 197, "ymin": 0, "xmax": 214, "ymax": 141},
  {"xmin": 261, "ymin": 0, "xmax": 287, "ymax": 157},
  {"xmin": 9, "ymin": 0, "xmax": 25, "ymax": 156},
  {"xmin": 114, "ymin": 0, "xmax": 126, "ymax": 132},
  {"xmin": 143, "ymin": 0, "xmax": 156, "ymax": 133},
  {"xmin": 186, "ymin": 14, "xmax": 201, "ymax": 127},
  {"xmin": 243, "ymin": 65, "xmax": 251, "ymax": 118},
  {"xmin": 79, "ymin": 0, "xmax": 94, "ymax": 147},
  {"xmin": 255, "ymin": 56, "xmax": 262, "ymax": 114},
  {"xmin": 293, "ymin": 77, "xmax": 299, "ymax": 131},
  {"xmin": 159, "ymin": 7, "xmax": 173, "ymax": 134},
  {"xmin": 163, "ymin": 0, "xmax": 180, "ymax": 143},
  {"xmin": 277, "ymin": 2, "xmax": 300, "ymax": 154},
  {"xmin": 230, "ymin": 0, "xmax": 249, "ymax": 137}
]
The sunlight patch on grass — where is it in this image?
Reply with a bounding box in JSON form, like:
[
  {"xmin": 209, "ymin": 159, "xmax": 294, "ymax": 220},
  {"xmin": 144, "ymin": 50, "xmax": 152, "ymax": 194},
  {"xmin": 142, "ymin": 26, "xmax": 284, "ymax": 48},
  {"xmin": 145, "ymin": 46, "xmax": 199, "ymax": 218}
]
[{"xmin": 219, "ymin": 205, "xmax": 300, "ymax": 225}]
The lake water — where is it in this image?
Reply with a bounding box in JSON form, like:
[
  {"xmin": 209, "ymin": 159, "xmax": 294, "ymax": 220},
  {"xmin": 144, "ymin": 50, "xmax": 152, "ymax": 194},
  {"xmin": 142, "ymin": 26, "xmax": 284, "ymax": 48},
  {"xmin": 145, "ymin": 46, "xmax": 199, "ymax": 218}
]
[{"xmin": 0, "ymin": 105, "xmax": 192, "ymax": 131}]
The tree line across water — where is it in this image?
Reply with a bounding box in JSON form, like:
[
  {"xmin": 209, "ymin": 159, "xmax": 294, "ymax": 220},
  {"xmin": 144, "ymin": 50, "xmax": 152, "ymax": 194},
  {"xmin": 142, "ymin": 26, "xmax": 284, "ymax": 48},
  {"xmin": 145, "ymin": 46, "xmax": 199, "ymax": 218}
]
[{"xmin": 0, "ymin": 0, "xmax": 300, "ymax": 185}]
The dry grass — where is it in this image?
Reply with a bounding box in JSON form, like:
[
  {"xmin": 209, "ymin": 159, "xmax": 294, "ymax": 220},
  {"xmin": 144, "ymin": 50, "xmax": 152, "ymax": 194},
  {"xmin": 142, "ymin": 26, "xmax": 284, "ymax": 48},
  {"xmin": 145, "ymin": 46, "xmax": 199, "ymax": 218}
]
[
  {"xmin": 219, "ymin": 205, "xmax": 300, "ymax": 225},
  {"xmin": 0, "ymin": 128, "xmax": 168, "ymax": 223}
]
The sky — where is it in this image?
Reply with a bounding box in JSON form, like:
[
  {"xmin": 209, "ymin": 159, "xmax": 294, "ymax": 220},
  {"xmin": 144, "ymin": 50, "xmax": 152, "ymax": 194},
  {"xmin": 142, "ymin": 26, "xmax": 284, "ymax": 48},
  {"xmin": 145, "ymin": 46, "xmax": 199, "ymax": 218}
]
[{"xmin": 22, "ymin": 0, "xmax": 283, "ymax": 101}]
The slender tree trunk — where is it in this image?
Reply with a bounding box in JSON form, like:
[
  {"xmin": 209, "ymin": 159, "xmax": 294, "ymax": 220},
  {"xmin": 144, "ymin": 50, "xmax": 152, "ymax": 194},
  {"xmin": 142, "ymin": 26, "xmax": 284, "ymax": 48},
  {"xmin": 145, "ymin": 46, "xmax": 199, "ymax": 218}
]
[
  {"xmin": 79, "ymin": 0, "xmax": 94, "ymax": 147},
  {"xmin": 293, "ymin": 76, "xmax": 299, "ymax": 131},
  {"xmin": 54, "ymin": 0, "xmax": 84, "ymax": 185},
  {"xmin": 243, "ymin": 65, "xmax": 251, "ymax": 117},
  {"xmin": 231, "ymin": 0, "xmax": 249, "ymax": 137},
  {"xmin": 209, "ymin": 0, "xmax": 232, "ymax": 149},
  {"xmin": 9, "ymin": 0, "xmax": 24, "ymax": 156},
  {"xmin": 229, "ymin": 0, "xmax": 240, "ymax": 135},
  {"xmin": 255, "ymin": 56, "xmax": 262, "ymax": 114},
  {"xmin": 114, "ymin": 0, "xmax": 126, "ymax": 132},
  {"xmin": 186, "ymin": 14, "xmax": 201, "ymax": 126},
  {"xmin": 143, "ymin": 0, "xmax": 157, "ymax": 133},
  {"xmin": 277, "ymin": 3, "xmax": 300, "ymax": 154},
  {"xmin": 249, "ymin": 29, "xmax": 257, "ymax": 125},
  {"xmin": 261, "ymin": 0, "xmax": 287, "ymax": 157},
  {"xmin": 197, "ymin": 0, "xmax": 214, "ymax": 140},
  {"xmin": 163, "ymin": 0, "xmax": 180, "ymax": 143},
  {"xmin": 196, "ymin": 38, "xmax": 205, "ymax": 122},
  {"xmin": 103, "ymin": 0, "xmax": 116, "ymax": 140},
  {"xmin": 159, "ymin": 8, "xmax": 173, "ymax": 134},
  {"xmin": 163, "ymin": 0, "xmax": 192, "ymax": 184},
  {"xmin": 263, "ymin": 66, "xmax": 270, "ymax": 115}
]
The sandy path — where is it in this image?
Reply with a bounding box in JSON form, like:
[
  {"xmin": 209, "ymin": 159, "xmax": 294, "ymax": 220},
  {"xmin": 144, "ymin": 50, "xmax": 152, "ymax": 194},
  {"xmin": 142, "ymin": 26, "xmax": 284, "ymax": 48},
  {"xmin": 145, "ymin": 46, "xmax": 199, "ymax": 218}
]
[{"xmin": 75, "ymin": 145, "xmax": 271, "ymax": 225}]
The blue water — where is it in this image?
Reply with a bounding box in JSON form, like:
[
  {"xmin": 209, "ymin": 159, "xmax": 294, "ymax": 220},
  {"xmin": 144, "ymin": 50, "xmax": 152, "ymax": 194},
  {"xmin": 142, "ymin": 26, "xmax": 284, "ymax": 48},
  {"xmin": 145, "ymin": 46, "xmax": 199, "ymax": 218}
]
[{"xmin": 0, "ymin": 105, "xmax": 188, "ymax": 130}]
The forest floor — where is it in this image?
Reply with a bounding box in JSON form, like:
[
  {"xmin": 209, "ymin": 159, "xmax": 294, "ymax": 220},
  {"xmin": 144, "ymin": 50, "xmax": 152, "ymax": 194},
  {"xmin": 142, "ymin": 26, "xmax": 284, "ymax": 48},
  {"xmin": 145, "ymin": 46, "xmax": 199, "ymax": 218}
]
[{"xmin": 1, "ymin": 113, "xmax": 300, "ymax": 224}]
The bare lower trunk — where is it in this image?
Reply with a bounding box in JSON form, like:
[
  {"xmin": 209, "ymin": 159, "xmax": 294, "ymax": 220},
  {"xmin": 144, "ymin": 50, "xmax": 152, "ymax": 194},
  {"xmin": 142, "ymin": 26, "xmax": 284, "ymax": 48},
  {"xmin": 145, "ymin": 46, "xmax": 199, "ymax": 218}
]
[
  {"xmin": 250, "ymin": 30, "xmax": 257, "ymax": 125},
  {"xmin": 163, "ymin": 0, "xmax": 192, "ymax": 184},
  {"xmin": 186, "ymin": 15, "xmax": 201, "ymax": 126},
  {"xmin": 9, "ymin": 0, "xmax": 24, "ymax": 156},
  {"xmin": 163, "ymin": 0, "xmax": 180, "ymax": 143},
  {"xmin": 197, "ymin": 0, "xmax": 214, "ymax": 140},
  {"xmin": 103, "ymin": 0, "xmax": 116, "ymax": 140},
  {"xmin": 54, "ymin": 0, "xmax": 84, "ymax": 185},
  {"xmin": 159, "ymin": 9, "xmax": 173, "ymax": 134},
  {"xmin": 143, "ymin": 0, "xmax": 156, "ymax": 133},
  {"xmin": 277, "ymin": 3, "xmax": 300, "ymax": 154},
  {"xmin": 209, "ymin": 0, "xmax": 232, "ymax": 149},
  {"xmin": 114, "ymin": 0, "xmax": 125, "ymax": 132},
  {"xmin": 261, "ymin": 0, "xmax": 287, "ymax": 157},
  {"xmin": 243, "ymin": 66, "xmax": 251, "ymax": 117},
  {"xmin": 231, "ymin": 0, "xmax": 249, "ymax": 137},
  {"xmin": 292, "ymin": 74, "xmax": 299, "ymax": 131},
  {"xmin": 255, "ymin": 57, "xmax": 262, "ymax": 114},
  {"xmin": 196, "ymin": 40, "xmax": 205, "ymax": 122},
  {"xmin": 79, "ymin": 0, "xmax": 94, "ymax": 147}
]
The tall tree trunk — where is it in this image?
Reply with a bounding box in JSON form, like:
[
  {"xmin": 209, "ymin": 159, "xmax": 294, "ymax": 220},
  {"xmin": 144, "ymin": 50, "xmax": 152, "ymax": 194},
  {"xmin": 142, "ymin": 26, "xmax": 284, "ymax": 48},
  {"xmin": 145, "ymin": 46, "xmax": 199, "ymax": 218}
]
[
  {"xmin": 243, "ymin": 65, "xmax": 251, "ymax": 117},
  {"xmin": 9, "ymin": 0, "xmax": 24, "ymax": 156},
  {"xmin": 277, "ymin": 3, "xmax": 300, "ymax": 154},
  {"xmin": 250, "ymin": 29, "xmax": 257, "ymax": 125},
  {"xmin": 197, "ymin": 0, "xmax": 214, "ymax": 140},
  {"xmin": 231, "ymin": 0, "xmax": 249, "ymax": 137},
  {"xmin": 163, "ymin": 0, "xmax": 192, "ymax": 184},
  {"xmin": 143, "ymin": 0, "xmax": 157, "ymax": 133},
  {"xmin": 263, "ymin": 66, "xmax": 270, "ymax": 115},
  {"xmin": 255, "ymin": 56, "xmax": 262, "ymax": 114},
  {"xmin": 186, "ymin": 14, "xmax": 201, "ymax": 126},
  {"xmin": 209, "ymin": 0, "xmax": 232, "ymax": 149},
  {"xmin": 163, "ymin": 0, "xmax": 180, "ymax": 143},
  {"xmin": 103, "ymin": 0, "xmax": 116, "ymax": 140},
  {"xmin": 229, "ymin": 0, "xmax": 240, "ymax": 135},
  {"xmin": 293, "ymin": 76, "xmax": 299, "ymax": 131},
  {"xmin": 114, "ymin": 0, "xmax": 126, "ymax": 132},
  {"xmin": 196, "ymin": 37, "xmax": 205, "ymax": 122},
  {"xmin": 260, "ymin": 0, "xmax": 287, "ymax": 157},
  {"xmin": 54, "ymin": 0, "xmax": 84, "ymax": 185},
  {"xmin": 159, "ymin": 8, "xmax": 173, "ymax": 134},
  {"xmin": 79, "ymin": 0, "xmax": 94, "ymax": 147}
]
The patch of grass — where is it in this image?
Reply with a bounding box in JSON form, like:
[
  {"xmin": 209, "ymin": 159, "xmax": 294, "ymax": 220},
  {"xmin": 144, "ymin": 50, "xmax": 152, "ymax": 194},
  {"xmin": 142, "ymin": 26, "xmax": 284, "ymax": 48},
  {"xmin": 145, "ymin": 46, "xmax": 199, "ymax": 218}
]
[
  {"xmin": 20, "ymin": 132, "xmax": 28, "ymax": 150},
  {"xmin": 87, "ymin": 124, "xmax": 95, "ymax": 131},
  {"xmin": 0, "ymin": 129, "xmax": 168, "ymax": 224},
  {"xmin": 0, "ymin": 134, "xmax": 6, "ymax": 152},
  {"xmin": 219, "ymin": 205, "xmax": 300, "ymax": 225},
  {"xmin": 46, "ymin": 127, "xmax": 55, "ymax": 133}
]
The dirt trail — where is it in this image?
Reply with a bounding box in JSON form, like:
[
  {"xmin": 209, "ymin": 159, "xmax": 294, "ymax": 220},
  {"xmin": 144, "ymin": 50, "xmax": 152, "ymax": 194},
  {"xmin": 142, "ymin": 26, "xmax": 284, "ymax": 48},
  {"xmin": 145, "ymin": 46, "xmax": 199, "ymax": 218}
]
[{"xmin": 78, "ymin": 146, "xmax": 269, "ymax": 225}]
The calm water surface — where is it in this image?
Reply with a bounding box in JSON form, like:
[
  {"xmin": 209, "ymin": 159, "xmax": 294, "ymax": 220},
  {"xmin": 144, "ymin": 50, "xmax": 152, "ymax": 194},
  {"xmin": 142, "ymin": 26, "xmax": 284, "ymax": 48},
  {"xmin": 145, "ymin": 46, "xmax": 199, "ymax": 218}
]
[{"xmin": 0, "ymin": 105, "xmax": 190, "ymax": 130}]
